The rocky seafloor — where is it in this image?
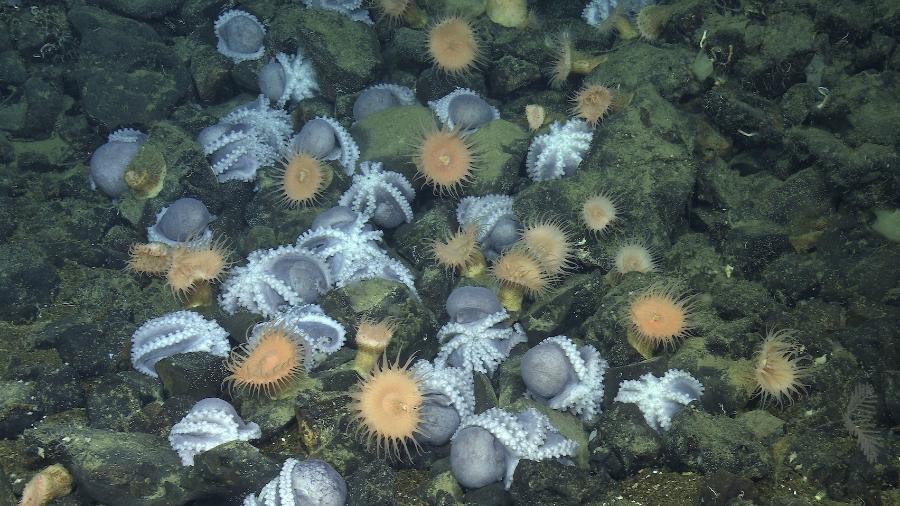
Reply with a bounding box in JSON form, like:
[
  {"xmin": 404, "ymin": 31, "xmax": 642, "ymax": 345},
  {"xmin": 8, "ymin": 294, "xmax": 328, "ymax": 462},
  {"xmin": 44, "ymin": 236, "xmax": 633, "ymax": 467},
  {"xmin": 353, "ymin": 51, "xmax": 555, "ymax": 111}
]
[{"xmin": 0, "ymin": 0, "xmax": 898, "ymax": 504}]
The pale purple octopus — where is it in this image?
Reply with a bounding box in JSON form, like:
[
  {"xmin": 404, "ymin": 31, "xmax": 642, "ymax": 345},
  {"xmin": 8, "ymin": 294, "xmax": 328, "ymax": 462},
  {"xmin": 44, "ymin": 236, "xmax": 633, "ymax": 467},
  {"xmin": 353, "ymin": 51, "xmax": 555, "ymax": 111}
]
[
  {"xmin": 428, "ymin": 88, "xmax": 499, "ymax": 132},
  {"xmin": 434, "ymin": 286, "xmax": 526, "ymax": 374},
  {"xmin": 450, "ymin": 407, "xmax": 577, "ymax": 490},
  {"xmin": 263, "ymin": 304, "xmax": 346, "ymax": 369},
  {"xmin": 243, "ymin": 458, "xmax": 347, "ymax": 506},
  {"xmin": 169, "ymin": 398, "xmax": 261, "ymax": 466},
  {"xmin": 89, "ymin": 128, "xmax": 148, "ymax": 198},
  {"xmin": 258, "ymin": 51, "xmax": 319, "ymax": 107},
  {"xmin": 410, "ymin": 360, "xmax": 476, "ymax": 446},
  {"xmin": 301, "ymin": 0, "xmax": 373, "ymax": 24},
  {"xmin": 130, "ymin": 311, "xmax": 230, "ymax": 378},
  {"xmin": 338, "ymin": 161, "xmax": 415, "ymax": 228},
  {"xmin": 147, "ymin": 197, "xmax": 216, "ymax": 245},
  {"xmin": 296, "ymin": 207, "xmax": 417, "ymax": 296},
  {"xmin": 197, "ymin": 96, "xmax": 292, "ymax": 182},
  {"xmin": 613, "ymin": 369, "xmax": 704, "ymax": 432},
  {"xmin": 526, "ymin": 119, "xmax": 593, "ymax": 181},
  {"xmin": 214, "ymin": 10, "xmax": 266, "ymax": 63},
  {"xmin": 218, "ymin": 245, "xmax": 333, "ymax": 318},
  {"xmin": 456, "ymin": 194, "xmax": 521, "ymax": 260},
  {"xmin": 521, "ymin": 335, "xmax": 608, "ymax": 421},
  {"xmin": 353, "ymin": 84, "xmax": 416, "ymax": 122},
  {"xmin": 291, "ymin": 117, "xmax": 359, "ymax": 175}
]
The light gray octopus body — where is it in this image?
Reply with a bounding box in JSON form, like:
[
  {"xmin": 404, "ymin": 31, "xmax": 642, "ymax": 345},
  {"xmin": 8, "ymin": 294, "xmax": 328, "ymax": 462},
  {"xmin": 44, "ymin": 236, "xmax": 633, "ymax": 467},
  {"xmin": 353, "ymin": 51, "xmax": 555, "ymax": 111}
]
[
  {"xmin": 521, "ymin": 335, "xmax": 608, "ymax": 421},
  {"xmin": 147, "ymin": 197, "xmax": 216, "ymax": 245},
  {"xmin": 130, "ymin": 311, "xmax": 230, "ymax": 378},
  {"xmin": 450, "ymin": 407, "xmax": 578, "ymax": 490},
  {"xmin": 168, "ymin": 398, "xmax": 261, "ymax": 466},
  {"xmin": 218, "ymin": 245, "xmax": 333, "ymax": 318},
  {"xmin": 410, "ymin": 360, "xmax": 476, "ymax": 446},
  {"xmin": 243, "ymin": 458, "xmax": 347, "ymax": 506},
  {"xmin": 291, "ymin": 117, "xmax": 359, "ymax": 175},
  {"xmin": 456, "ymin": 195, "xmax": 521, "ymax": 260},
  {"xmin": 352, "ymin": 84, "xmax": 416, "ymax": 122},
  {"xmin": 197, "ymin": 96, "xmax": 292, "ymax": 182},
  {"xmin": 214, "ymin": 10, "xmax": 266, "ymax": 63},
  {"xmin": 434, "ymin": 286, "xmax": 526, "ymax": 374},
  {"xmin": 526, "ymin": 119, "xmax": 594, "ymax": 181},
  {"xmin": 428, "ymin": 88, "xmax": 500, "ymax": 132},
  {"xmin": 258, "ymin": 51, "xmax": 319, "ymax": 107},
  {"xmin": 338, "ymin": 161, "xmax": 414, "ymax": 228},
  {"xmin": 89, "ymin": 128, "xmax": 147, "ymax": 199}
]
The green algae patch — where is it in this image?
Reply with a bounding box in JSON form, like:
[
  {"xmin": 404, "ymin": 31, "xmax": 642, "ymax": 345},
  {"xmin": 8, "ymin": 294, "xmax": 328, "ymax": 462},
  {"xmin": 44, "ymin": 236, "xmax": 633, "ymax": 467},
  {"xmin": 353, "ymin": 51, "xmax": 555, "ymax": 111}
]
[
  {"xmin": 124, "ymin": 141, "xmax": 167, "ymax": 199},
  {"xmin": 872, "ymin": 209, "xmax": 900, "ymax": 243},
  {"xmin": 466, "ymin": 119, "xmax": 527, "ymax": 196},
  {"xmin": 352, "ymin": 105, "xmax": 437, "ymax": 179}
]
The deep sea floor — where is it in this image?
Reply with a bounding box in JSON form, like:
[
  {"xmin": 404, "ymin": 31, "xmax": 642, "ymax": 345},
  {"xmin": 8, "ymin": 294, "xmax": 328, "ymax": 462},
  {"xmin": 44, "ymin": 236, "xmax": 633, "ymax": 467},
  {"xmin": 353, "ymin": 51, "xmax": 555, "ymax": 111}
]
[{"xmin": 0, "ymin": 0, "xmax": 898, "ymax": 505}]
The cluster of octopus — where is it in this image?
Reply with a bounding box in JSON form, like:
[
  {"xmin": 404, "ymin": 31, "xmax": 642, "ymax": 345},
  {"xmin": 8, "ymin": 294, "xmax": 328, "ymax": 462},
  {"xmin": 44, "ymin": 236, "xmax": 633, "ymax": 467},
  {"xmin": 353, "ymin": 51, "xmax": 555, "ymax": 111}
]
[{"xmin": 62, "ymin": 1, "xmax": 813, "ymax": 505}]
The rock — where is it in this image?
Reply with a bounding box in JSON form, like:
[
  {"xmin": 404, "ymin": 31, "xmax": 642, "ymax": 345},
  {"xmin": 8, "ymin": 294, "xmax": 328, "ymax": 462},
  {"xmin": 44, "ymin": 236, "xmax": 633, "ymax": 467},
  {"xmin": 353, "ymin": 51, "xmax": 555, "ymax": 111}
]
[
  {"xmin": 489, "ymin": 55, "xmax": 540, "ymax": 95},
  {"xmin": 320, "ymin": 278, "xmax": 439, "ymax": 360},
  {"xmin": 189, "ymin": 44, "xmax": 234, "ymax": 102},
  {"xmin": 193, "ymin": 441, "xmax": 280, "ymax": 497},
  {"xmin": 383, "ymin": 28, "xmax": 429, "ymax": 68},
  {"xmin": 594, "ymin": 404, "xmax": 663, "ymax": 478},
  {"xmin": 81, "ymin": 69, "xmax": 187, "ymax": 129},
  {"xmin": 664, "ymin": 409, "xmax": 773, "ymax": 479},
  {"xmin": 721, "ymin": 221, "xmax": 791, "ymax": 277},
  {"xmin": 465, "ymin": 119, "xmax": 527, "ymax": 196},
  {"xmin": 698, "ymin": 471, "xmax": 759, "ymax": 506},
  {"xmin": 96, "ymin": 0, "xmax": 187, "ymax": 20},
  {"xmin": 703, "ymin": 87, "xmax": 782, "ymax": 146},
  {"xmin": 0, "ymin": 77, "xmax": 65, "ymax": 139},
  {"xmin": 587, "ymin": 43, "xmax": 699, "ymax": 102},
  {"xmin": 347, "ymin": 459, "xmax": 396, "ymax": 506},
  {"xmin": 668, "ymin": 338, "xmax": 752, "ymax": 415},
  {"xmin": 270, "ymin": 8, "xmax": 382, "ymax": 100},
  {"xmin": 86, "ymin": 371, "xmax": 164, "ymax": 431},
  {"xmin": 0, "ymin": 50, "xmax": 27, "ymax": 87},
  {"xmin": 393, "ymin": 203, "xmax": 455, "ymax": 272},
  {"xmin": 735, "ymin": 13, "xmax": 816, "ymax": 97},
  {"xmin": 509, "ymin": 459, "xmax": 605, "ymax": 504},
  {"xmin": 26, "ymin": 422, "xmax": 195, "ymax": 506},
  {"xmin": 155, "ymin": 352, "xmax": 229, "ymax": 401},
  {"xmin": 34, "ymin": 319, "xmax": 129, "ymax": 377},
  {"xmin": 463, "ymin": 482, "xmax": 510, "ymax": 505},
  {"xmin": 416, "ymin": 67, "xmax": 487, "ymax": 103},
  {"xmin": 0, "ymin": 243, "xmax": 59, "ymax": 323},
  {"xmin": 423, "ymin": 470, "xmax": 464, "ymax": 505}
]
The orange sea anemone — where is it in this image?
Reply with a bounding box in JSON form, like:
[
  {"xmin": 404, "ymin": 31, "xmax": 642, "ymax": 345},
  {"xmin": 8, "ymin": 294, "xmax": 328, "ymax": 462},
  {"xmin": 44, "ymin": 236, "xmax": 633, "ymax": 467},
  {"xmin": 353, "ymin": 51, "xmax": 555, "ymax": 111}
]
[
  {"xmin": 414, "ymin": 128, "xmax": 478, "ymax": 194},
  {"xmin": 351, "ymin": 354, "xmax": 424, "ymax": 461},
  {"xmin": 275, "ymin": 152, "xmax": 330, "ymax": 208},
  {"xmin": 127, "ymin": 242, "xmax": 172, "ymax": 275},
  {"xmin": 19, "ymin": 463, "xmax": 73, "ymax": 506},
  {"xmin": 521, "ymin": 219, "xmax": 575, "ymax": 276},
  {"xmin": 751, "ymin": 329, "xmax": 809, "ymax": 406},
  {"xmin": 430, "ymin": 226, "xmax": 485, "ymax": 276},
  {"xmin": 549, "ymin": 31, "xmax": 605, "ymax": 89},
  {"xmin": 636, "ymin": 4, "xmax": 675, "ymax": 41},
  {"xmin": 581, "ymin": 193, "xmax": 620, "ymax": 234},
  {"xmin": 224, "ymin": 324, "xmax": 305, "ymax": 397},
  {"xmin": 493, "ymin": 249, "xmax": 551, "ymax": 311},
  {"xmin": 427, "ymin": 17, "xmax": 481, "ymax": 74},
  {"xmin": 165, "ymin": 238, "xmax": 231, "ymax": 296},
  {"xmin": 571, "ymin": 83, "xmax": 614, "ymax": 127},
  {"xmin": 525, "ymin": 104, "xmax": 546, "ymax": 132},
  {"xmin": 613, "ymin": 240, "xmax": 657, "ymax": 275},
  {"xmin": 353, "ymin": 318, "xmax": 397, "ymax": 375},
  {"xmin": 627, "ymin": 284, "xmax": 696, "ymax": 351},
  {"xmin": 374, "ymin": 0, "xmax": 426, "ymax": 27}
]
